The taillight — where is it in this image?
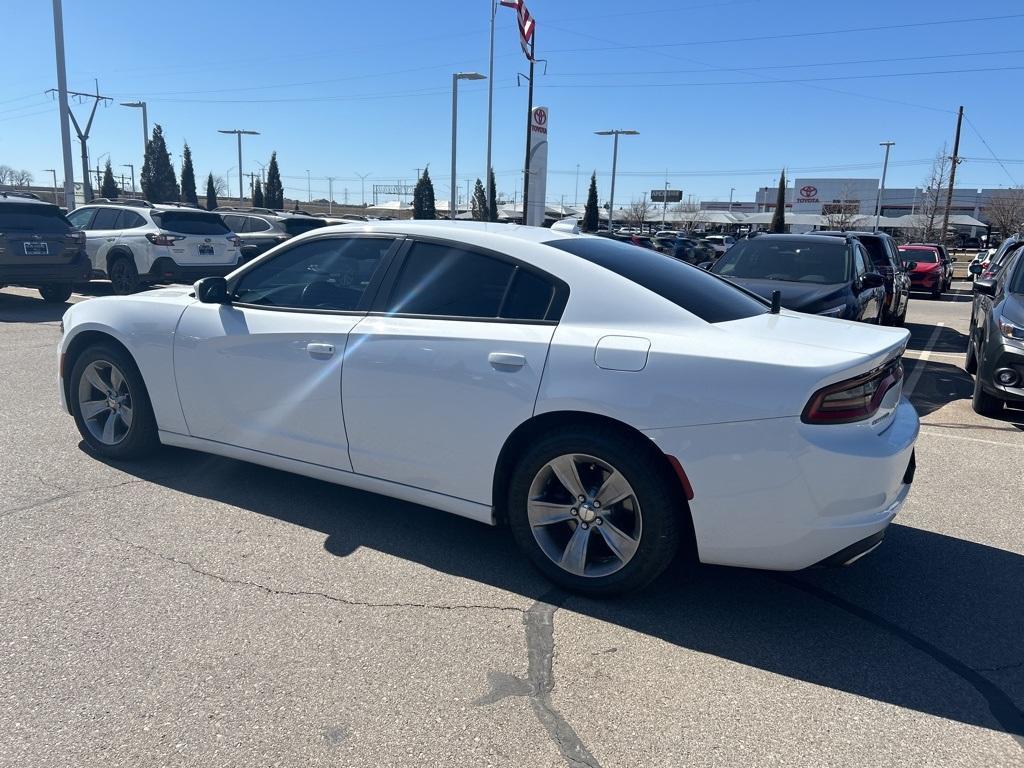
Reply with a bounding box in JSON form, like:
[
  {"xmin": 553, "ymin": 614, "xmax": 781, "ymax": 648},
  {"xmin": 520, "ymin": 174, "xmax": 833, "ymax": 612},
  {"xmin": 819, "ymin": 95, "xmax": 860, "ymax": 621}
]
[
  {"xmin": 146, "ymin": 232, "xmax": 184, "ymax": 246},
  {"xmin": 802, "ymin": 359, "xmax": 903, "ymax": 425},
  {"xmin": 227, "ymin": 235, "xmax": 242, "ymax": 248},
  {"xmin": 68, "ymin": 230, "xmax": 86, "ymax": 245}
]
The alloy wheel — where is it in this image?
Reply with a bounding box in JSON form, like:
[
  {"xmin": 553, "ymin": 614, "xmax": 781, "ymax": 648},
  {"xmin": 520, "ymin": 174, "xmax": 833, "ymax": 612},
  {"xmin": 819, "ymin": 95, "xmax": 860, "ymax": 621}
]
[
  {"xmin": 77, "ymin": 360, "xmax": 134, "ymax": 445},
  {"xmin": 527, "ymin": 453, "xmax": 642, "ymax": 578}
]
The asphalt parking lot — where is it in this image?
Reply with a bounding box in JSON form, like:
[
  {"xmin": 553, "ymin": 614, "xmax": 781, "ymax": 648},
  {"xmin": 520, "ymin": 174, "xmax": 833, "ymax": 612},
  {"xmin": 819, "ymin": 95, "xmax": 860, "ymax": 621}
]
[{"xmin": 1, "ymin": 282, "xmax": 1022, "ymax": 767}]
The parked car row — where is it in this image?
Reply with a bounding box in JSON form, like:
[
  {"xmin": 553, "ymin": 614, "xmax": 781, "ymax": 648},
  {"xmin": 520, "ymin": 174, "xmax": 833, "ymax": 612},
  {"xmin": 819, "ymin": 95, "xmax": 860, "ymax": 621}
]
[{"xmin": 968, "ymin": 247, "xmax": 1024, "ymax": 417}]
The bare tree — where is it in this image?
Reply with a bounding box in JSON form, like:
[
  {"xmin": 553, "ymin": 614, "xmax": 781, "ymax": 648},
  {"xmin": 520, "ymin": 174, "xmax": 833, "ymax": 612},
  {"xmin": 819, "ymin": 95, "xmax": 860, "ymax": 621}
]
[
  {"xmin": 212, "ymin": 175, "xmax": 228, "ymax": 196},
  {"xmin": 908, "ymin": 146, "xmax": 951, "ymax": 243},
  {"xmin": 12, "ymin": 169, "xmax": 34, "ymax": 187},
  {"xmin": 985, "ymin": 187, "xmax": 1024, "ymax": 240},
  {"xmin": 628, "ymin": 194, "xmax": 655, "ymax": 232},
  {"xmin": 0, "ymin": 165, "xmax": 12, "ymax": 185}
]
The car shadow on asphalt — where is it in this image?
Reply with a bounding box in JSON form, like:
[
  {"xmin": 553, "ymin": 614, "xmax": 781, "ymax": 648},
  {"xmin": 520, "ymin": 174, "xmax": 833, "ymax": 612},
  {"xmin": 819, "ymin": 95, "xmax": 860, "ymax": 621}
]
[
  {"xmin": 91, "ymin": 445, "xmax": 1024, "ymax": 741},
  {"xmin": 0, "ymin": 284, "xmax": 114, "ymax": 323},
  {"xmin": 905, "ymin": 360, "xmax": 976, "ymax": 418},
  {"xmin": 903, "ymin": 322, "xmax": 970, "ymax": 354}
]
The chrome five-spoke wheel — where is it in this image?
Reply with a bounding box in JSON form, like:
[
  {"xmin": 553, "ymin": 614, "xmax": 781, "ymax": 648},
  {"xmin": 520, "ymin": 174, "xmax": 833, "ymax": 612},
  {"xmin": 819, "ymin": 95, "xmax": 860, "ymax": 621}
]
[
  {"xmin": 77, "ymin": 360, "xmax": 134, "ymax": 445},
  {"xmin": 527, "ymin": 453, "xmax": 642, "ymax": 579}
]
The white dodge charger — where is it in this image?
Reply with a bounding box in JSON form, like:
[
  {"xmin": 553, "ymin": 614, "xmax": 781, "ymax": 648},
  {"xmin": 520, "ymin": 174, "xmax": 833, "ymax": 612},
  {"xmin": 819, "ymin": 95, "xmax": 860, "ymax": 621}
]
[{"xmin": 58, "ymin": 222, "xmax": 918, "ymax": 595}]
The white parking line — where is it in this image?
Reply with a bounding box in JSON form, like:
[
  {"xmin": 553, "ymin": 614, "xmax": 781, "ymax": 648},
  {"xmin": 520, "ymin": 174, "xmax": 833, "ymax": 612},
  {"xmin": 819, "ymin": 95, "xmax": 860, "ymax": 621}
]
[
  {"xmin": 918, "ymin": 429, "xmax": 1024, "ymax": 449},
  {"xmin": 903, "ymin": 322, "xmax": 944, "ymax": 399}
]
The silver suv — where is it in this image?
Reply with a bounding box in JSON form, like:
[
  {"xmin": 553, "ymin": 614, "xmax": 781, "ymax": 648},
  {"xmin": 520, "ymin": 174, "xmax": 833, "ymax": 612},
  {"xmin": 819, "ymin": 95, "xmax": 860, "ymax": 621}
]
[{"xmin": 65, "ymin": 199, "xmax": 242, "ymax": 294}]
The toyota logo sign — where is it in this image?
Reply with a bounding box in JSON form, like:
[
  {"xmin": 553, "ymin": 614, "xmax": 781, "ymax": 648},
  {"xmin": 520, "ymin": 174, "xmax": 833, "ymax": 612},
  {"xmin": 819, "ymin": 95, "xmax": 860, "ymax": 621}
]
[
  {"xmin": 800, "ymin": 185, "xmax": 818, "ymax": 199},
  {"xmin": 533, "ymin": 108, "xmax": 547, "ymax": 126}
]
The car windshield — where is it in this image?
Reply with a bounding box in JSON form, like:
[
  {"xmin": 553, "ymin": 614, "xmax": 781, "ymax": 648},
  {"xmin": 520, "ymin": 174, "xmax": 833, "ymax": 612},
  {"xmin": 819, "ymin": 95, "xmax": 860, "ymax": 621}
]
[
  {"xmin": 283, "ymin": 218, "xmax": 327, "ymax": 235},
  {"xmin": 0, "ymin": 204, "xmax": 72, "ymax": 233},
  {"xmin": 713, "ymin": 238, "xmax": 850, "ymax": 283},
  {"xmin": 545, "ymin": 236, "xmax": 767, "ymax": 323},
  {"xmin": 901, "ymin": 248, "xmax": 938, "ymax": 263},
  {"xmin": 153, "ymin": 211, "xmax": 230, "ymax": 235}
]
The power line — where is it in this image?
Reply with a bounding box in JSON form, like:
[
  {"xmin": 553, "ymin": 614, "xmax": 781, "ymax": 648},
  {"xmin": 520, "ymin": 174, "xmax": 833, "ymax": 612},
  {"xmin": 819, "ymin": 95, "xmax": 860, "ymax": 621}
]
[{"xmin": 963, "ymin": 116, "xmax": 1018, "ymax": 186}]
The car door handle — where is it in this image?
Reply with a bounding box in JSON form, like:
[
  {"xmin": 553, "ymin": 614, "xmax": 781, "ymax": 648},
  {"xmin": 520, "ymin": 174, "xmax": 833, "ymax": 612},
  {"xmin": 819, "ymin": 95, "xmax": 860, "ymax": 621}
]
[
  {"xmin": 306, "ymin": 342, "xmax": 335, "ymax": 359},
  {"xmin": 488, "ymin": 352, "xmax": 526, "ymax": 369}
]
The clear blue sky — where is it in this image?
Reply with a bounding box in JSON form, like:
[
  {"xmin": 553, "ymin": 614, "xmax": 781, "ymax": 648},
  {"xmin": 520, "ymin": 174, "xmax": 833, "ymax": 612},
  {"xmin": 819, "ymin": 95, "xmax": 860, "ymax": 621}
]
[{"xmin": 3, "ymin": 0, "xmax": 1023, "ymax": 206}]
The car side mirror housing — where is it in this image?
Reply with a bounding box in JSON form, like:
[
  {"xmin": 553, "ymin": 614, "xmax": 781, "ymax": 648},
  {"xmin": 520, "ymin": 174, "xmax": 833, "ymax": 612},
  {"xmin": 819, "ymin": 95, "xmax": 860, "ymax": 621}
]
[
  {"xmin": 969, "ymin": 263, "xmax": 983, "ymax": 275},
  {"xmin": 973, "ymin": 278, "xmax": 997, "ymax": 297},
  {"xmin": 195, "ymin": 276, "xmax": 229, "ymax": 304},
  {"xmin": 861, "ymin": 272, "xmax": 885, "ymax": 288}
]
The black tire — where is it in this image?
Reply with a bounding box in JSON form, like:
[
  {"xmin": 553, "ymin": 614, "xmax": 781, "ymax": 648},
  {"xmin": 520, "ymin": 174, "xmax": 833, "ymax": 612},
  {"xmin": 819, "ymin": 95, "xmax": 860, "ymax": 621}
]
[
  {"xmin": 971, "ymin": 367, "xmax": 1003, "ymax": 417},
  {"xmin": 38, "ymin": 284, "xmax": 72, "ymax": 303},
  {"xmin": 108, "ymin": 255, "xmax": 140, "ymax": 295},
  {"xmin": 894, "ymin": 302, "xmax": 907, "ymax": 327},
  {"xmin": 507, "ymin": 427, "xmax": 684, "ymax": 596},
  {"xmin": 68, "ymin": 343, "xmax": 159, "ymax": 459}
]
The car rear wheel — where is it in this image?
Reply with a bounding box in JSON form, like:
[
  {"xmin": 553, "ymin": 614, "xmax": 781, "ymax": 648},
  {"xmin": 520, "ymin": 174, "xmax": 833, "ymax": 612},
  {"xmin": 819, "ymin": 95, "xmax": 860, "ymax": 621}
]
[
  {"xmin": 108, "ymin": 256, "xmax": 140, "ymax": 295},
  {"xmin": 971, "ymin": 368, "xmax": 1003, "ymax": 417},
  {"xmin": 507, "ymin": 428, "xmax": 682, "ymax": 596},
  {"xmin": 38, "ymin": 285, "xmax": 72, "ymax": 303},
  {"xmin": 69, "ymin": 344, "xmax": 159, "ymax": 459}
]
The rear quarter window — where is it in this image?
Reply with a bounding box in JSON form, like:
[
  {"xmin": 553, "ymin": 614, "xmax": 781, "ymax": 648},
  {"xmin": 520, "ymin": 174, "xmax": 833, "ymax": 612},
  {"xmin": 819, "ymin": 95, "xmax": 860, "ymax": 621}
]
[{"xmin": 545, "ymin": 236, "xmax": 767, "ymax": 323}]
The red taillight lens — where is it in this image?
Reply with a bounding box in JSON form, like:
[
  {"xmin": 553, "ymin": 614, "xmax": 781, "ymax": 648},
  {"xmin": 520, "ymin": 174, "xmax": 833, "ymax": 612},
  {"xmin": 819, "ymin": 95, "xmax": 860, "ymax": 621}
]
[
  {"xmin": 802, "ymin": 359, "xmax": 903, "ymax": 424},
  {"xmin": 145, "ymin": 232, "xmax": 183, "ymax": 246},
  {"xmin": 227, "ymin": 235, "xmax": 242, "ymax": 248}
]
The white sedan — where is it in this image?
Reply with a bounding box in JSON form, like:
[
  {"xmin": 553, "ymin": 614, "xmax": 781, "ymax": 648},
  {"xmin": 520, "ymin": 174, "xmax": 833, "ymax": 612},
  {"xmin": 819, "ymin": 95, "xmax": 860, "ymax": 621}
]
[{"xmin": 58, "ymin": 221, "xmax": 918, "ymax": 595}]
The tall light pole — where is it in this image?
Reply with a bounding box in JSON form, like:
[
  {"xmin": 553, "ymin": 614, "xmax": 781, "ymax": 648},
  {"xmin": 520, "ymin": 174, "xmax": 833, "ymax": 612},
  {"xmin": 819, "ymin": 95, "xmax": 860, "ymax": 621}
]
[
  {"xmin": 485, "ymin": 0, "xmax": 497, "ymax": 215},
  {"xmin": 218, "ymin": 129, "xmax": 259, "ymax": 205},
  {"xmin": 874, "ymin": 141, "xmax": 895, "ymax": 233},
  {"xmin": 355, "ymin": 172, "xmax": 370, "ymax": 207},
  {"xmin": 51, "ymin": 0, "xmax": 76, "ymax": 210},
  {"xmin": 451, "ymin": 71, "xmax": 486, "ymax": 220},
  {"xmin": 594, "ymin": 129, "xmax": 639, "ymax": 232},
  {"xmin": 306, "ymin": 169, "xmax": 311, "ymax": 203},
  {"xmin": 575, "ymin": 163, "xmax": 580, "ymax": 208},
  {"xmin": 44, "ymin": 168, "xmax": 59, "ymax": 205},
  {"xmin": 122, "ymin": 163, "xmax": 135, "ymax": 195},
  {"xmin": 729, "ymin": 187, "xmax": 735, "ymax": 212},
  {"xmin": 326, "ymin": 176, "xmax": 335, "ymax": 214},
  {"xmin": 121, "ymin": 101, "xmax": 148, "ymax": 160}
]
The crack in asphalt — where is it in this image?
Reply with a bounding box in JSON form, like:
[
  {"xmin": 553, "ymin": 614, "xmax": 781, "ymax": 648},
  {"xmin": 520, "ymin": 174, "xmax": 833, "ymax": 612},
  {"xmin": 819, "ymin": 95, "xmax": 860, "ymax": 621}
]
[
  {"xmin": 474, "ymin": 592, "xmax": 602, "ymax": 768},
  {"xmin": 0, "ymin": 477, "xmax": 155, "ymax": 520},
  {"xmin": 783, "ymin": 577, "xmax": 1024, "ymax": 748},
  {"xmin": 113, "ymin": 538, "xmax": 525, "ymax": 614}
]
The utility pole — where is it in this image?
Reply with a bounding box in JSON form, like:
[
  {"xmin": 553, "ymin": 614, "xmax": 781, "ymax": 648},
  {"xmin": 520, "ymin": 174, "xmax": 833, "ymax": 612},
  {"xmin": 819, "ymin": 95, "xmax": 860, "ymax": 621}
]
[
  {"xmin": 940, "ymin": 106, "xmax": 965, "ymax": 246},
  {"xmin": 343, "ymin": 188, "xmax": 349, "ymax": 205},
  {"xmin": 873, "ymin": 141, "xmax": 895, "ymax": 233},
  {"xmin": 729, "ymin": 187, "xmax": 735, "ymax": 212},
  {"xmin": 574, "ymin": 163, "xmax": 580, "ymax": 208},
  {"xmin": 47, "ymin": 80, "xmax": 111, "ymax": 204},
  {"xmin": 218, "ymin": 129, "xmax": 259, "ymax": 206},
  {"xmin": 123, "ymin": 163, "xmax": 135, "ymax": 195},
  {"xmin": 485, "ymin": 0, "xmax": 497, "ymax": 215},
  {"xmin": 326, "ymin": 176, "xmax": 335, "ymax": 214},
  {"xmin": 306, "ymin": 169, "xmax": 311, "ymax": 203},
  {"xmin": 521, "ymin": 32, "xmax": 536, "ymax": 225},
  {"xmin": 44, "ymin": 168, "xmax": 59, "ymax": 205},
  {"xmin": 355, "ymin": 172, "xmax": 370, "ymax": 207},
  {"xmin": 662, "ymin": 172, "xmax": 668, "ymax": 228},
  {"xmin": 50, "ymin": 0, "xmax": 76, "ymax": 210}
]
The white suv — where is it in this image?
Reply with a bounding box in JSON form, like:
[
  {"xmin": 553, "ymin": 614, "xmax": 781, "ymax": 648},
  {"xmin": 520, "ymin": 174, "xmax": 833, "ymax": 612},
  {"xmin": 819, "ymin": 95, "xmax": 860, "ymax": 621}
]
[{"xmin": 65, "ymin": 199, "xmax": 242, "ymax": 294}]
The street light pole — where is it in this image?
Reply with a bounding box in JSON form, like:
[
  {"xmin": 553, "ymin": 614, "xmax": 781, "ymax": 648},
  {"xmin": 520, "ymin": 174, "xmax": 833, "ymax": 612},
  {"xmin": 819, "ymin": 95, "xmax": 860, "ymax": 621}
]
[
  {"xmin": 729, "ymin": 187, "xmax": 735, "ymax": 212},
  {"xmin": 50, "ymin": 0, "xmax": 76, "ymax": 210},
  {"xmin": 44, "ymin": 168, "xmax": 58, "ymax": 205},
  {"xmin": 326, "ymin": 176, "xmax": 335, "ymax": 214},
  {"xmin": 120, "ymin": 101, "xmax": 148, "ymax": 161},
  {"xmin": 451, "ymin": 71, "xmax": 486, "ymax": 221},
  {"xmin": 122, "ymin": 164, "xmax": 135, "ymax": 195},
  {"xmin": 218, "ymin": 129, "xmax": 259, "ymax": 205},
  {"xmin": 594, "ymin": 129, "xmax": 639, "ymax": 232},
  {"xmin": 874, "ymin": 141, "xmax": 895, "ymax": 233},
  {"xmin": 306, "ymin": 170, "xmax": 311, "ymax": 203},
  {"xmin": 485, "ymin": 0, "xmax": 497, "ymax": 215}
]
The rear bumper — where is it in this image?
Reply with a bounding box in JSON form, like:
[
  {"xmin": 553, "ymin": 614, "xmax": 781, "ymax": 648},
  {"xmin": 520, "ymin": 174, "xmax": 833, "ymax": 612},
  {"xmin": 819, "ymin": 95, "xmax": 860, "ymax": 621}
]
[
  {"xmin": 142, "ymin": 256, "xmax": 241, "ymax": 284},
  {"xmin": 910, "ymin": 273, "xmax": 940, "ymax": 289},
  {"xmin": 642, "ymin": 397, "xmax": 919, "ymax": 571},
  {"xmin": 0, "ymin": 252, "xmax": 91, "ymax": 286}
]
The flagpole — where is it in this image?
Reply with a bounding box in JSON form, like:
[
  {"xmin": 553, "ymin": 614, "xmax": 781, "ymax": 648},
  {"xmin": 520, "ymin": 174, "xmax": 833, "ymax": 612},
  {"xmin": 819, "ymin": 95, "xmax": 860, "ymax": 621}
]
[
  {"xmin": 485, "ymin": 0, "xmax": 496, "ymax": 219},
  {"xmin": 521, "ymin": 32, "xmax": 535, "ymax": 225}
]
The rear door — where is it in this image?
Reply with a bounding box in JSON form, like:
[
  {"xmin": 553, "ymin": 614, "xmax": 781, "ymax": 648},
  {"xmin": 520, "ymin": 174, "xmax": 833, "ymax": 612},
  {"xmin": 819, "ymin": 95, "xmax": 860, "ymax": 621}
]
[
  {"xmin": 0, "ymin": 202, "xmax": 80, "ymax": 268},
  {"xmin": 342, "ymin": 238, "xmax": 565, "ymax": 504}
]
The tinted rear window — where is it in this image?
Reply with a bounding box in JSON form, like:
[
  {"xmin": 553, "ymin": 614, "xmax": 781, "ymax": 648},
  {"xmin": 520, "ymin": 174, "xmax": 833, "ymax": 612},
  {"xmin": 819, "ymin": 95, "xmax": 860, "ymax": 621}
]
[
  {"xmin": 546, "ymin": 237, "xmax": 767, "ymax": 323},
  {"xmin": 714, "ymin": 238, "xmax": 850, "ymax": 284},
  {"xmin": 900, "ymin": 248, "xmax": 938, "ymax": 263},
  {"xmin": 0, "ymin": 204, "xmax": 71, "ymax": 232},
  {"xmin": 153, "ymin": 211, "xmax": 229, "ymax": 235},
  {"xmin": 283, "ymin": 218, "xmax": 327, "ymax": 235}
]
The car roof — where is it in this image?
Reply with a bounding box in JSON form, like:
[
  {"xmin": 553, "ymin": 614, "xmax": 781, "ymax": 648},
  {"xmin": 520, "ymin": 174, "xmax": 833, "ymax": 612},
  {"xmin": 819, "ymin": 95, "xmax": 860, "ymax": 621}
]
[
  {"xmin": 745, "ymin": 233, "xmax": 851, "ymax": 245},
  {"xmin": 815, "ymin": 230, "xmax": 888, "ymax": 239},
  {"xmin": 899, "ymin": 244, "xmax": 939, "ymax": 250},
  {"xmin": 0, "ymin": 193, "xmax": 53, "ymax": 206},
  {"xmin": 320, "ymin": 219, "xmax": 581, "ymax": 245}
]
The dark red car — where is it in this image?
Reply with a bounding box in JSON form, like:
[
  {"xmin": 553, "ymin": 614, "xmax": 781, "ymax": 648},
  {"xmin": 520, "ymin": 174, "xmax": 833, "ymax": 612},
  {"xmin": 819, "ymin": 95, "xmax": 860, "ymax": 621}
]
[{"xmin": 898, "ymin": 244, "xmax": 952, "ymax": 298}]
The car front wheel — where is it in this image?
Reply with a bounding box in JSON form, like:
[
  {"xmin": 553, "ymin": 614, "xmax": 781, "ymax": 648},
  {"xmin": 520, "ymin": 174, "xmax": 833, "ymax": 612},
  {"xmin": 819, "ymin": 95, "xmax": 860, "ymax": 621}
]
[
  {"xmin": 507, "ymin": 428, "xmax": 683, "ymax": 596},
  {"xmin": 971, "ymin": 368, "xmax": 1003, "ymax": 417},
  {"xmin": 69, "ymin": 343, "xmax": 159, "ymax": 459}
]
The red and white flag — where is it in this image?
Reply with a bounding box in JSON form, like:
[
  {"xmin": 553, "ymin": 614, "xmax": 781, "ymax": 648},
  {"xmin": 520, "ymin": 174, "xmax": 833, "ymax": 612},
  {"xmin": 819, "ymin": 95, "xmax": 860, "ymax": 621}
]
[{"xmin": 500, "ymin": 0, "xmax": 535, "ymax": 61}]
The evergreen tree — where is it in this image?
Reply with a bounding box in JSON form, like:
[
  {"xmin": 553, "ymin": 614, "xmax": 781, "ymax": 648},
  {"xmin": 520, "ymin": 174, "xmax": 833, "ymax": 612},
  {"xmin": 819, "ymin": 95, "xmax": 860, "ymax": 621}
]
[
  {"xmin": 253, "ymin": 179, "xmax": 265, "ymax": 208},
  {"xmin": 140, "ymin": 125, "xmax": 179, "ymax": 203},
  {"xmin": 769, "ymin": 169, "xmax": 787, "ymax": 233},
  {"xmin": 487, "ymin": 168, "xmax": 498, "ymax": 222},
  {"xmin": 413, "ymin": 166, "xmax": 437, "ymax": 220},
  {"xmin": 583, "ymin": 172, "xmax": 600, "ymax": 232},
  {"xmin": 264, "ymin": 152, "xmax": 284, "ymax": 209},
  {"xmin": 205, "ymin": 173, "xmax": 218, "ymax": 211},
  {"xmin": 180, "ymin": 143, "xmax": 198, "ymax": 206},
  {"xmin": 471, "ymin": 178, "xmax": 487, "ymax": 221},
  {"xmin": 100, "ymin": 160, "xmax": 118, "ymax": 199}
]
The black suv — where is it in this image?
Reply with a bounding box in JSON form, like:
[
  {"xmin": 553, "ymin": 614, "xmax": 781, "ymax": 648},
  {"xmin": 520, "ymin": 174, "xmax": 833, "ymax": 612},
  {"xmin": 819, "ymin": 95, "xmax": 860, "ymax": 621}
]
[
  {"xmin": 0, "ymin": 192, "xmax": 90, "ymax": 302},
  {"xmin": 217, "ymin": 207, "xmax": 327, "ymax": 260},
  {"xmin": 815, "ymin": 230, "xmax": 910, "ymax": 326},
  {"xmin": 967, "ymin": 249, "xmax": 1024, "ymax": 416}
]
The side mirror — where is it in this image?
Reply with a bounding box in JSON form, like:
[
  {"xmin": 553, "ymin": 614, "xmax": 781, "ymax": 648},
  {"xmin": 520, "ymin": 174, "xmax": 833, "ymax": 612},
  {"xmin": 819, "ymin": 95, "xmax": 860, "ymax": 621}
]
[
  {"xmin": 902, "ymin": 261, "xmax": 917, "ymax": 271},
  {"xmin": 195, "ymin": 276, "xmax": 229, "ymax": 304},
  {"xmin": 861, "ymin": 272, "xmax": 885, "ymax": 289},
  {"xmin": 973, "ymin": 278, "xmax": 997, "ymax": 297},
  {"xmin": 969, "ymin": 263, "xmax": 983, "ymax": 275}
]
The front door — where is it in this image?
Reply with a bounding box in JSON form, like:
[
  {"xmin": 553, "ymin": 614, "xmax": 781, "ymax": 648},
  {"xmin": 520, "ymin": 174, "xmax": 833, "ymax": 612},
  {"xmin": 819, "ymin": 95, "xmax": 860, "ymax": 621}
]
[
  {"xmin": 342, "ymin": 239, "xmax": 563, "ymax": 505},
  {"xmin": 173, "ymin": 234, "xmax": 398, "ymax": 469}
]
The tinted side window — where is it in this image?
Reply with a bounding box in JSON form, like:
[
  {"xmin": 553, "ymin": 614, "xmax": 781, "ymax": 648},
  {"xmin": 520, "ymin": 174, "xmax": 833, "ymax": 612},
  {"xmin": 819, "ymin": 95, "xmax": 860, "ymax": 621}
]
[
  {"xmin": 385, "ymin": 241, "xmax": 515, "ymax": 318},
  {"xmin": 247, "ymin": 217, "xmax": 272, "ymax": 232},
  {"xmin": 65, "ymin": 208, "xmax": 95, "ymax": 229},
  {"xmin": 502, "ymin": 268, "xmax": 556, "ymax": 320},
  {"xmin": 221, "ymin": 215, "xmax": 245, "ymax": 232},
  {"xmin": 549, "ymin": 237, "xmax": 766, "ymax": 323},
  {"xmin": 120, "ymin": 211, "xmax": 146, "ymax": 228},
  {"xmin": 853, "ymin": 246, "xmax": 868, "ymax": 277},
  {"xmin": 91, "ymin": 208, "xmax": 121, "ymax": 229},
  {"xmin": 233, "ymin": 236, "xmax": 393, "ymax": 311}
]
